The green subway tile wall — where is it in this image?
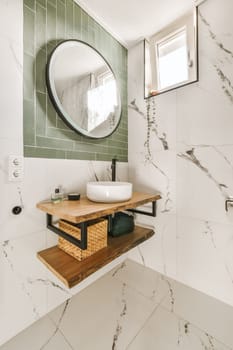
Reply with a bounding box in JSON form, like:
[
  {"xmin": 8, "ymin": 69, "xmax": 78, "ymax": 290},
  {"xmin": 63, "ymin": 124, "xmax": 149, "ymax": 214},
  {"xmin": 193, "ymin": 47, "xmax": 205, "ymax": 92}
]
[{"xmin": 23, "ymin": 0, "xmax": 128, "ymax": 162}]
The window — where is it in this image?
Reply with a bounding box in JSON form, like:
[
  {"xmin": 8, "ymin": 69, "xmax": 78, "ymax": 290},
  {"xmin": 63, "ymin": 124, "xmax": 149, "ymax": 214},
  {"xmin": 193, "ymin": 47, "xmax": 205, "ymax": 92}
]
[
  {"xmin": 144, "ymin": 8, "xmax": 198, "ymax": 98},
  {"xmin": 156, "ymin": 28, "xmax": 188, "ymax": 90}
]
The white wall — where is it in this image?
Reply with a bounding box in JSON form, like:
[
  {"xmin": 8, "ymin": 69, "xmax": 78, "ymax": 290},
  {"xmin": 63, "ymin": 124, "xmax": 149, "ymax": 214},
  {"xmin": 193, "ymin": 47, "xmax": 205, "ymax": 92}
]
[
  {"xmin": 128, "ymin": 0, "xmax": 233, "ymax": 308},
  {"xmin": 0, "ymin": 0, "xmax": 128, "ymax": 346}
]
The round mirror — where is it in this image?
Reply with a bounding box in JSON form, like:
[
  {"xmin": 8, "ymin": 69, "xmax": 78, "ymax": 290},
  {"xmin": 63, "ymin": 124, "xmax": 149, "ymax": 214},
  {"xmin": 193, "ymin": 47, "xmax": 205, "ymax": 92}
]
[{"xmin": 46, "ymin": 40, "xmax": 122, "ymax": 139}]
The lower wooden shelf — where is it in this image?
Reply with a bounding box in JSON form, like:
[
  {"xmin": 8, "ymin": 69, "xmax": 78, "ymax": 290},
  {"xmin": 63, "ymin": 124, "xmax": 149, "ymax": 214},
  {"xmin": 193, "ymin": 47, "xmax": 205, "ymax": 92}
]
[{"xmin": 37, "ymin": 225, "xmax": 154, "ymax": 288}]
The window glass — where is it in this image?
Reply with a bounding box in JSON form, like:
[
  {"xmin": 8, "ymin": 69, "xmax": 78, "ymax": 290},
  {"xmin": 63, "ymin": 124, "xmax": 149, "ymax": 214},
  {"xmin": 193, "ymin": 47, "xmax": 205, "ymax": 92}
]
[
  {"xmin": 87, "ymin": 73, "xmax": 117, "ymax": 132},
  {"xmin": 156, "ymin": 29, "xmax": 188, "ymax": 90}
]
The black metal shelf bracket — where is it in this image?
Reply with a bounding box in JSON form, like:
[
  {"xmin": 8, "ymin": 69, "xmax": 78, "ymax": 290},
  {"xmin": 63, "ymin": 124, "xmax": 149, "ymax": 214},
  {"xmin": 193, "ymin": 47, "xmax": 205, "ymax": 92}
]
[
  {"xmin": 46, "ymin": 200, "xmax": 157, "ymax": 251},
  {"xmin": 106, "ymin": 215, "xmax": 113, "ymax": 234},
  {"xmin": 46, "ymin": 214, "xmax": 88, "ymax": 250},
  {"xmin": 127, "ymin": 200, "xmax": 157, "ymax": 217}
]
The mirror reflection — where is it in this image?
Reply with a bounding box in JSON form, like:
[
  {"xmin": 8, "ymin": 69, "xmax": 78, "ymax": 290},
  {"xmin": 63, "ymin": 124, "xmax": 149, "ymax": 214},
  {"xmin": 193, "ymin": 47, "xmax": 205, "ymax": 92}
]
[
  {"xmin": 46, "ymin": 40, "xmax": 121, "ymax": 139},
  {"xmin": 144, "ymin": 7, "xmax": 198, "ymax": 98}
]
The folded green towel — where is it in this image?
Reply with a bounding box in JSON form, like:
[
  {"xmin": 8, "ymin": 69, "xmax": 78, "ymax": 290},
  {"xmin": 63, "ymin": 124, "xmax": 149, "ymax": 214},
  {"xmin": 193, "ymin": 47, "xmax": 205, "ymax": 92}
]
[{"xmin": 109, "ymin": 212, "xmax": 135, "ymax": 237}]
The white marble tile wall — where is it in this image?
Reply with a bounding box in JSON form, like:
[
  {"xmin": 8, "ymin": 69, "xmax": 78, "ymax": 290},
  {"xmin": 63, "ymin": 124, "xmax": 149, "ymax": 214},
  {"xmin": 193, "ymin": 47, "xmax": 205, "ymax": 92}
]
[
  {"xmin": 0, "ymin": 159, "xmax": 128, "ymax": 347},
  {"xmin": 0, "ymin": 0, "xmax": 129, "ymax": 346},
  {"xmin": 128, "ymin": 39, "xmax": 177, "ymax": 279},
  {"xmin": 128, "ymin": 0, "xmax": 233, "ymax": 310}
]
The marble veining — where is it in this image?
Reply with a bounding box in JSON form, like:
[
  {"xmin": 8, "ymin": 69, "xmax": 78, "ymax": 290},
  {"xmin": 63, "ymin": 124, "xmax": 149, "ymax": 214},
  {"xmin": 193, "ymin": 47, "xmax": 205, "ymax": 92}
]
[
  {"xmin": 128, "ymin": 306, "xmax": 232, "ymax": 349},
  {"xmin": 89, "ymin": 161, "xmax": 122, "ymax": 183},
  {"xmin": 137, "ymin": 246, "xmax": 146, "ymax": 266},
  {"xmin": 145, "ymin": 99, "xmax": 172, "ymax": 213},
  {"xmin": 111, "ymin": 262, "xmax": 127, "ymax": 277},
  {"xmin": 161, "ymin": 225, "xmax": 168, "ymax": 275},
  {"xmin": 43, "ymin": 299, "xmax": 73, "ymax": 350},
  {"xmin": 225, "ymin": 264, "xmax": 233, "ymax": 287},
  {"xmin": 203, "ymin": 221, "xmax": 216, "ymax": 249},
  {"xmin": 177, "ymin": 320, "xmax": 189, "ymax": 346},
  {"xmin": 9, "ymin": 41, "xmax": 22, "ymax": 74},
  {"xmin": 178, "ymin": 148, "xmax": 228, "ymax": 196},
  {"xmin": 2, "ymin": 240, "xmax": 14, "ymax": 270},
  {"xmin": 127, "ymin": 0, "xmax": 233, "ymax": 343},
  {"xmin": 2, "ymin": 259, "xmax": 233, "ymax": 350},
  {"xmin": 199, "ymin": 10, "xmax": 233, "ymax": 105},
  {"xmin": 88, "ymin": 162, "xmax": 100, "ymax": 182},
  {"xmin": 214, "ymin": 65, "xmax": 233, "ymax": 103},
  {"xmin": 176, "ymin": 319, "xmax": 220, "ymax": 350},
  {"xmin": 1, "ymin": 240, "xmax": 40, "ymax": 320},
  {"xmin": 2, "ymin": 0, "xmax": 233, "ymax": 345},
  {"xmin": 199, "ymin": 11, "xmax": 233, "ymax": 60},
  {"xmin": 161, "ymin": 276, "xmax": 175, "ymax": 313},
  {"xmin": 0, "ymin": 155, "xmax": 128, "ymax": 345},
  {"xmin": 0, "ymin": 0, "xmax": 130, "ymax": 345},
  {"xmin": 112, "ymin": 282, "xmax": 127, "ymax": 350},
  {"xmin": 179, "ymin": 144, "xmax": 233, "ymax": 172},
  {"xmin": 129, "ymin": 98, "xmax": 169, "ymax": 151},
  {"xmin": 213, "ymin": 146, "xmax": 233, "ymax": 170},
  {"xmin": 27, "ymin": 278, "xmax": 71, "ymax": 296},
  {"xmin": 129, "ymin": 98, "xmax": 173, "ymax": 213},
  {"xmin": 16, "ymin": 186, "xmax": 24, "ymax": 208},
  {"xmin": 145, "ymin": 98, "xmax": 169, "ymax": 151},
  {"xmin": 40, "ymin": 300, "xmax": 72, "ymax": 350}
]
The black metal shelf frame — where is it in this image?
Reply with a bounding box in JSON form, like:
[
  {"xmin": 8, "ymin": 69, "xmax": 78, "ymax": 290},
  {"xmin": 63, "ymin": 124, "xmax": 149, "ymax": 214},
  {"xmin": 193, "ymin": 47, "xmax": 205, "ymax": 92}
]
[
  {"xmin": 46, "ymin": 201, "xmax": 157, "ymax": 250},
  {"xmin": 47, "ymin": 214, "xmax": 88, "ymax": 250},
  {"xmin": 127, "ymin": 201, "xmax": 157, "ymax": 217}
]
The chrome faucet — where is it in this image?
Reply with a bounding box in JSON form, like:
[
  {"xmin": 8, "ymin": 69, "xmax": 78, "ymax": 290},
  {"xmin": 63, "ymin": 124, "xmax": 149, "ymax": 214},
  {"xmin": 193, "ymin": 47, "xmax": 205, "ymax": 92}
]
[{"xmin": 111, "ymin": 158, "xmax": 117, "ymax": 181}]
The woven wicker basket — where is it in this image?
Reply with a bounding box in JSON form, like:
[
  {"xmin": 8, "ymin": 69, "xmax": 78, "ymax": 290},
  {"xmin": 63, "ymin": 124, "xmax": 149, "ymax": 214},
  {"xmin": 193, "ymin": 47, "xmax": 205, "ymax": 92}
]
[{"xmin": 58, "ymin": 218, "xmax": 108, "ymax": 261}]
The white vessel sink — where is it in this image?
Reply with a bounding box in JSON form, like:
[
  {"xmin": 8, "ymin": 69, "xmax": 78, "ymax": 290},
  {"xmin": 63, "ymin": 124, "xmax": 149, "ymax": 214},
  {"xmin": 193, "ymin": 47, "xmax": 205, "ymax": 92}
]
[{"xmin": 86, "ymin": 181, "xmax": 132, "ymax": 203}]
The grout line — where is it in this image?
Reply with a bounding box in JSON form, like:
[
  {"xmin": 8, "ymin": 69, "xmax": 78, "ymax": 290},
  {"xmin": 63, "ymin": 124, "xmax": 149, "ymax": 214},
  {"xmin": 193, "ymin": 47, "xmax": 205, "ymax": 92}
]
[
  {"xmin": 57, "ymin": 329, "xmax": 74, "ymax": 350},
  {"xmin": 37, "ymin": 1, "xmax": 46, "ymax": 10},
  {"xmin": 176, "ymin": 214, "xmax": 233, "ymax": 228},
  {"xmin": 24, "ymin": 145, "xmax": 128, "ymax": 160},
  {"xmin": 114, "ymin": 276, "xmax": 163, "ymax": 304},
  {"xmin": 125, "ymin": 293, "xmax": 169, "ymax": 350},
  {"xmin": 158, "ymin": 303, "xmax": 233, "ymax": 350},
  {"xmin": 0, "ymin": 227, "xmax": 47, "ymax": 245},
  {"xmin": 72, "ymin": 0, "xmax": 75, "ymax": 38},
  {"xmin": 33, "ymin": 0, "xmax": 37, "ymax": 147},
  {"xmin": 45, "ymin": 0, "xmax": 49, "ymax": 137},
  {"xmin": 175, "ymin": 89, "xmax": 178, "ymax": 288},
  {"xmin": 24, "ymin": 4, "xmax": 36, "ymax": 13},
  {"xmin": 65, "ymin": 0, "xmax": 67, "ymax": 39}
]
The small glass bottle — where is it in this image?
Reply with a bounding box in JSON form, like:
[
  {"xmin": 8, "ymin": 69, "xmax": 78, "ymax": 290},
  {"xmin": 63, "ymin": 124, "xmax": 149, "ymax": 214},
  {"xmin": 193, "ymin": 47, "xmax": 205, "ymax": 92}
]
[{"xmin": 51, "ymin": 187, "xmax": 64, "ymax": 204}]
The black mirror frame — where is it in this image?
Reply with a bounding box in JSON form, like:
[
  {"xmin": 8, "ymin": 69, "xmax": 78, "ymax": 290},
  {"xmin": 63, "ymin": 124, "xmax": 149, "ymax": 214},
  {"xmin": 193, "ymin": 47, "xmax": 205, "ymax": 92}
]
[{"xmin": 46, "ymin": 39, "xmax": 122, "ymax": 139}]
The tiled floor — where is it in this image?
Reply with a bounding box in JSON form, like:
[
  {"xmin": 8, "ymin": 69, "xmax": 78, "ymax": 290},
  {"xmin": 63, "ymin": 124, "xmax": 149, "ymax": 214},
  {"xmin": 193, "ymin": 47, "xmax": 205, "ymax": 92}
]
[{"xmin": 1, "ymin": 259, "xmax": 233, "ymax": 350}]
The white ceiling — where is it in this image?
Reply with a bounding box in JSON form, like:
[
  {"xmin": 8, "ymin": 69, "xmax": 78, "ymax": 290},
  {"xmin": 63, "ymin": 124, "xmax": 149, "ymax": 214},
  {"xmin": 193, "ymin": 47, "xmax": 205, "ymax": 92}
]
[{"xmin": 75, "ymin": 0, "xmax": 195, "ymax": 48}]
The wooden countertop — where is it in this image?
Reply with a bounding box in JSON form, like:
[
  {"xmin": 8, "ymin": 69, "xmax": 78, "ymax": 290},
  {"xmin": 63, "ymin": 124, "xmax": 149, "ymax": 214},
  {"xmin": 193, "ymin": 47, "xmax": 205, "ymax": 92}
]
[{"xmin": 37, "ymin": 192, "xmax": 161, "ymax": 224}]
